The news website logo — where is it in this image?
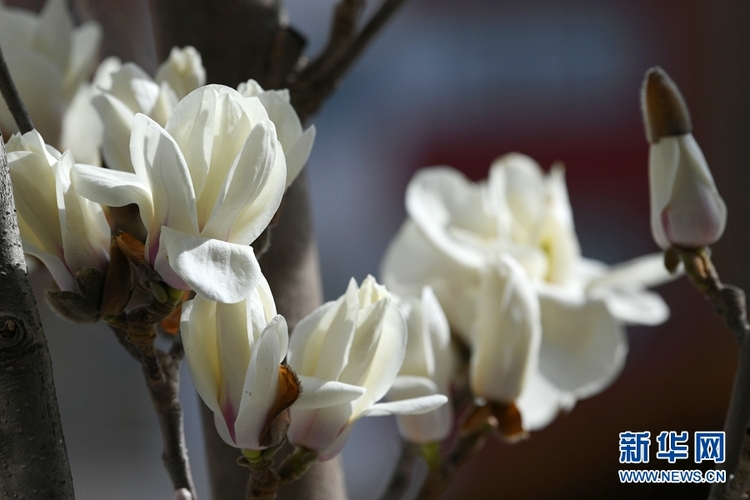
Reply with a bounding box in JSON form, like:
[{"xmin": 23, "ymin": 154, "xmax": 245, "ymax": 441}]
[{"xmin": 618, "ymin": 431, "xmax": 726, "ymax": 484}]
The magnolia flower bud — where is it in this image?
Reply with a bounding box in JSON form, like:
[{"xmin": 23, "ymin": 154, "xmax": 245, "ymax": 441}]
[
  {"xmin": 74, "ymin": 85, "xmax": 289, "ymax": 303},
  {"xmin": 181, "ymin": 276, "xmax": 300, "ymax": 450},
  {"xmin": 7, "ymin": 130, "xmax": 109, "ymax": 292},
  {"xmin": 287, "ymin": 276, "xmax": 448, "ymax": 460},
  {"xmin": 642, "ymin": 67, "xmax": 727, "ymax": 249},
  {"xmin": 0, "ymin": 0, "xmax": 102, "ymax": 162}
]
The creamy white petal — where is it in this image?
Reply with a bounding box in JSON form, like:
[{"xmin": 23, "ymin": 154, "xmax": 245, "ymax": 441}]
[
  {"xmin": 34, "ymin": 0, "xmax": 72, "ymax": 76},
  {"xmin": 470, "ymin": 256, "xmax": 541, "ymax": 403},
  {"xmin": 293, "ymin": 376, "xmax": 367, "ymax": 410},
  {"xmin": 92, "ymin": 93, "xmax": 137, "ymax": 172},
  {"xmin": 158, "ymin": 227, "xmax": 262, "ymax": 302},
  {"xmin": 515, "ymin": 368, "xmax": 575, "ymax": 431},
  {"xmin": 283, "ymin": 125, "xmax": 316, "ymax": 187},
  {"xmin": 537, "ymin": 290, "xmax": 627, "ymax": 398},
  {"xmin": 181, "ymin": 298, "xmax": 222, "ymax": 415},
  {"xmin": 405, "ymin": 167, "xmax": 491, "ymax": 267},
  {"xmin": 202, "ymin": 121, "xmax": 284, "ymax": 244},
  {"xmin": 362, "ymin": 394, "xmax": 448, "ymax": 417},
  {"xmin": 130, "ymin": 114, "xmax": 199, "ymax": 240},
  {"xmin": 234, "ymin": 318, "xmax": 285, "ymax": 450},
  {"xmin": 61, "ymin": 84, "xmax": 102, "ymax": 166},
  {"xmin": 381, "ymin": 221, "xmax": 479, "ymax": 339},
  {"xmin": 71, "ymin": 163, "xmax": 153, "ymax": 233}
]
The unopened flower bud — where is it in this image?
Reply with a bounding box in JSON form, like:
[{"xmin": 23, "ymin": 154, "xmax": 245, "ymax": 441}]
[{"xmin": 642, "ymin": 67, "xmax": 727, "ymax": 249}]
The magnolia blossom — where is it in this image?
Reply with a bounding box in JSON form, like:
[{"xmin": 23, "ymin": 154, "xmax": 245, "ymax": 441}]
[
  {"xmin": 389, "ymin": 286, "xmax": 455, "ymax": 444},
  {"xmin": 238, "ymin": 80, "xmax": 316, "ymax": 187},
  {"xmin": 287, "ymin": 276, "xmax": 448, "ymax": 460},
  {"xmin": 382, "ymin": 154, "xmax": 672, "ymax": 430},
  {"xmin": 73, "ymin": 85, "xmax": 289, "ymax": 303},
  {"xmin": 7, "ymin": 130, "xmax": 109, "ymax": 291},
  {"xmin": 0, "ymin": 0, "xmax": 102, "ymax": 164},
  {"xmin": 92, "ymin": 47, "xmax": 206, "ymax": 173},
  {"xmin": 181, "ymin": 277, "xmax": 298, "ymax": 450}
]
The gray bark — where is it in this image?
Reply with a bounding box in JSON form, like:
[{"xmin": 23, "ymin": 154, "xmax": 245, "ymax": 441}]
[{"xmin": 0, "ymin": 135, "xmax": 75, "ymax": 498}]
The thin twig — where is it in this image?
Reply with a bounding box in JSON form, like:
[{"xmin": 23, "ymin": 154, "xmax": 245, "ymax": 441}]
[
  {"xmin": 379, "ymin": 441, "xmax": 418, "ymax": 500},
  {"xmin": 669, "ymin": 248, "xmax": 750, "ymax": 500},
  {"xmin": 0, "ymin": 43, "xmax": 33, "ymax": 133},
  {"xmin": 146, "ymin": 349, "xmax": 196, "ymax": 496},
  {"xmin": 414, "ymin": 424, "xmax": 494, "ymax": 500},
  {"xmin": 299, "ymin": 0, "xmax": 365, "ymax": 82},
  {"xmin": 290, "ymin": 0, "xmax": 411, "ymax": 122}
]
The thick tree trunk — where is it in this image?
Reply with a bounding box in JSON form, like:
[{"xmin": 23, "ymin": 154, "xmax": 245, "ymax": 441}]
[{"xmin": 0, "ymin": 135, "xmax": 75, "ymax": 498}]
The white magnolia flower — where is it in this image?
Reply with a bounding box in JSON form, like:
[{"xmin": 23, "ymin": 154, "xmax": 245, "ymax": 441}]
[
  {"xmin": 92, "ymin": 46, "xmax": 206, "ymax": 173},
  {"xmin": 7, "ymin": 130, "xmax": 109, "ymax": 291},
  {"xmin": 238, "ymin": 80, "xmax": 316, "ymax": 187},
  {"xmin": 382, "ymin": 154, "xmax": 673, "ymax": 430},
  {"xmin": 181, "ymin": 276, "xmax": 298, "ymax": 450},
  {"xmin": 73, "ymin": 85, "xmax": 287, "ymax": 303},
  {"xmin": 0, "ymin": 0, "xmax": 102, "ymax": 164},
  {"xmin": 287, "ymin": 276, "xmax": 448, "ymax": 460},
  {"xmin": 389, "ymin": 286, "xmax": 455, "ymax": 444}
]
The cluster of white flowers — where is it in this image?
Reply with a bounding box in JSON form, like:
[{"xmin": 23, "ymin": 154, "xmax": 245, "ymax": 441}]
[
  {"xmin": 4, "ymin": 0, "xmax": 444, "ymax": 460},
  {"xmin": 4, "ymin": 0, "xmax": 728, "ymax": 472}
]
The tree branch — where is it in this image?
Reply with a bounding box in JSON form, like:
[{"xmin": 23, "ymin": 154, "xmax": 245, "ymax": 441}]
[
  {"xmin": 290, "ymin": 0, "xmax": 411, "ymax": 122},
  {"xmin": 0, "ymin": 133, "xmax": 74, "ymax": 497},
  {"xmin": 0, "ymin": 44, "xmax": 33, "ymax": 133},
  {"xmin": 668, "ymin": 248, "xmax": 750, "ymax": 500}
]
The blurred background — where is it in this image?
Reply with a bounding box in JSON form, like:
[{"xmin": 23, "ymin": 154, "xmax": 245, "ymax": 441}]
[{"xmin": 12, "ymin": 0, "xmax": 750, "ymax": 498}]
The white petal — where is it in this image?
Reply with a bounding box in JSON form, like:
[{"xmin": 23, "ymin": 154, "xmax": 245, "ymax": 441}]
[
  {"xmin": 470, "ymin": 256, "xmax": 541, "ymax": 403},
  {"xmin": 489, "ymin": 153, "xmax": 546, "ymax": 241},
  {"xmin": 66, "ymin": 22, "xmax": 101, "ymax": 99},
  {"xmin": 649, "ymin": 138, "xmax": 680, "ymax": 249},
  {"xmin": 587, "ymin": 253, "xmax": 677, "ymax": 290},
  {"xmin": 130, "ymin": 114, "xmax": 198, "ymax": 240},
  {"xmin": 288, "ymin": 404, "xmax": 353, "ymax": 457},
  {"xmin": 33, "ymin": 0, "xmax": 72, "ymax": 76},
  {"xmin": 107, "ymin": 63, "xmax": 160, "ymax": 115},
  {"xmin": 234, "ymin": 318, "xmax": 285, "ymax": 450},
  {"xmin": 362, "ymin": 395, "xmax": 448, "ymax": 417},
  {"xmin": 202, "ymin": 121, "xmax": 284, "ymax": 244},
  {"xmin": 287, "ymin": 300, "xmax": 340, "ymax": 377},
  {"xmin": 61, "ymin": 84, "xmax": 102, "ymax": 166},
  {"xmin": 515, "ymin": 368, "xmax": 576, "ymax": 431},
  {"xmin": 92, "ymin": 93, "xmax": 137, "ymax": 172},
  {"xmin": 293, "ymin": 376, "xmax": 366, "ymax": 410},
  {"xmin": 56, "ymin": 152, "xmax": 109, "ymax": 273},
  {"xmin": 405, "ymin": 167, "xmax": 491, "ymax": 267},
  {"xmin": 158, "ymin": 227, "xmax": 262, "ymax": 303},
  {"xmin": 181, "ymin": 298, "xmax": 222, "ymax": 415},
  {"xmin": 594, "ymin": 288, "xmax": 669, "ymax": 326},
  {"xmin": 381, "ymin": 221, "xmax": 479, "ymax": 340},
  {"xmin": 284, "ymin": 125, "xmax": 315, "ymax": 187},
  {"xmin": 164, "ymin": 85, "xmax": 217, "ymax": 198},
  {"xmin": 537, "ymin": 291, "xmax": 627, "ymax": 398},
  {"xmin": 71, "ymin": 163, "xmax": 153, "ymax": 231}
]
